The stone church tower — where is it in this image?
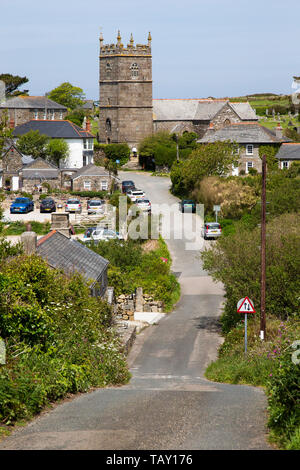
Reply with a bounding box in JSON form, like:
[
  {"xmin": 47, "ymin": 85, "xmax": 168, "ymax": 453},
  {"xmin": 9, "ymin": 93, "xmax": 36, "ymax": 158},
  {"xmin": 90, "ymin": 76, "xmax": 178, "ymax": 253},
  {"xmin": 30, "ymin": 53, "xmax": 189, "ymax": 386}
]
[{"xmin": 99, "ymin": 31, "xmax": 153, "ymax": 150}]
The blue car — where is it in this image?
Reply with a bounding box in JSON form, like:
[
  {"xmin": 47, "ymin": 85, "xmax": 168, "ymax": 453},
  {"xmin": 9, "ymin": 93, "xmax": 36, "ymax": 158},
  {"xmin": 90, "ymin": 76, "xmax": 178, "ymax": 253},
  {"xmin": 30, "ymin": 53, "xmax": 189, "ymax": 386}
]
[{"xmin": 10, "ymin": 197, "xmax": 34, "ymax": 214}]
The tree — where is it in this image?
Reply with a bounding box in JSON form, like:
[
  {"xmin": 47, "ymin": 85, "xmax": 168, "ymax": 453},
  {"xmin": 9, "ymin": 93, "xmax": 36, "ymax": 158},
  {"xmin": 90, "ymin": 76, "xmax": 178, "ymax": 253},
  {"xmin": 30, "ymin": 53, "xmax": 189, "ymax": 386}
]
[
  {"xmin": 170, "ymin": 141, "xmax": 238, "ymax": 197},
  {"xmin": 0, "ymin": 111, "xmax": 13, "ymax": 157},
  {"xmin": 48, "ymin": 82, "xmax": 85, "ymax": 110},
  {"xmin": 0, "ymin": 74, "xmax": 29, "ymax": 97},
  {"xmin": 16, "ymin": 130, "xmax": 49, "ymax": 159},
  {"xmin": 45, "ymin": 139, "xmax": 69, "ymax": 166}
]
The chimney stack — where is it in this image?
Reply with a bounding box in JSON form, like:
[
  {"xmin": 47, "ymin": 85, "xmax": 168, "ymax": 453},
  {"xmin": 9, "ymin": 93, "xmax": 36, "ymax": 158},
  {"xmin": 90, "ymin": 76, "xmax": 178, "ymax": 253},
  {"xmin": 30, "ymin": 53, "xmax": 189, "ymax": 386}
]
[
  {"xmin": 21, "ymin": 231, "xmax": 37, "ymax": 255},
  {"xmin": 86, "ymin": 119, "xmax": 91, "ymax": 132}
]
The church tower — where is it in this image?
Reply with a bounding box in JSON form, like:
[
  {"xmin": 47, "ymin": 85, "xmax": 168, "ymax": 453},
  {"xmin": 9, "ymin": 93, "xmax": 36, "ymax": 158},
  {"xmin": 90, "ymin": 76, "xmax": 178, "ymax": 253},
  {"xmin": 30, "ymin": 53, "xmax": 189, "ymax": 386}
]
[{"xmin": 99, "ymin": 31, "xmax": 153, "ymax": 150}]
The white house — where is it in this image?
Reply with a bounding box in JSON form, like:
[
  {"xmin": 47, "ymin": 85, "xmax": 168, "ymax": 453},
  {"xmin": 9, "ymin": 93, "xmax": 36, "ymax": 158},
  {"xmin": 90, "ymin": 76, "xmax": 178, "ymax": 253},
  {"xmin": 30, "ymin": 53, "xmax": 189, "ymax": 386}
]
[{"xmin": 13, "ymin": 120, "xmax": 94, "ymax": 169}]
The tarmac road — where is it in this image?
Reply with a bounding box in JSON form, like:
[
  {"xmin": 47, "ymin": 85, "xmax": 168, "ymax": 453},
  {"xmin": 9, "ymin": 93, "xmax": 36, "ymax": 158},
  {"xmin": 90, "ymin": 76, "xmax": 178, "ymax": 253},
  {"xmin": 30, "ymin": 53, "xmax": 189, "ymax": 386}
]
[{"xmin": 0, "ymin": 172, "xmax": 272, "ymax": 450}]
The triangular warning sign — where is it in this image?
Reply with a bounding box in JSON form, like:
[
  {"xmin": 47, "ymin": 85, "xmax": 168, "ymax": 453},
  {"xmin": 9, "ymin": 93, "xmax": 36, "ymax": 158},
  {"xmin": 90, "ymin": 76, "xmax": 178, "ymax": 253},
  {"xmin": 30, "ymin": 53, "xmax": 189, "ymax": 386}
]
[{"xmin": 237, "ymin": 297, "xmax": 256, "ymax": 314}]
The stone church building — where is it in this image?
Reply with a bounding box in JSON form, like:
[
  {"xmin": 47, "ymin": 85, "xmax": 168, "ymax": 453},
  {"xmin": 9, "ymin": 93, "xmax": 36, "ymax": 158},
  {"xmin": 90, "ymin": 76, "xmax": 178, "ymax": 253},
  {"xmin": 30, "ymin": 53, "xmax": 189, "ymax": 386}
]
[{"xmin": 98, "ymin": 32, "xmax": 258, "ymax": 150}]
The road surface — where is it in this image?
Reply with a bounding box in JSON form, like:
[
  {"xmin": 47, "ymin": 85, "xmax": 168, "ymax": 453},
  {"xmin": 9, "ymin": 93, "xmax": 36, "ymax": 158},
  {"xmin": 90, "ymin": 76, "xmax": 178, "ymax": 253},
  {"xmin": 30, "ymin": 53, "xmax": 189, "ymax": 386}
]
[{"xmin": 0, "ymin": 172, "xmax": 272, "ymax": 450}]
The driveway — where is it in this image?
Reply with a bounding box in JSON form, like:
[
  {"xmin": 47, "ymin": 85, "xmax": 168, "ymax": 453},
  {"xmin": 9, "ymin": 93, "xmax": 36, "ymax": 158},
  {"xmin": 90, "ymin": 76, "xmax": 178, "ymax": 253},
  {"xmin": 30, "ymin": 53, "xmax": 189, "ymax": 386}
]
[{"xmin": 0, "ymin": 172, "xmax": 272, "ymax": 450}]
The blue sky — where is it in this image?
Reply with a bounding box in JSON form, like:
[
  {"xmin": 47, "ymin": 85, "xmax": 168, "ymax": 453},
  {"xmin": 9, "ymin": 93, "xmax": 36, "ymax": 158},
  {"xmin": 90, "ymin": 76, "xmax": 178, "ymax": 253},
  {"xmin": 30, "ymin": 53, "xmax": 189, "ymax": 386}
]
[{"xmin": 1, "ymin": 0, "xmax": 299, "ymax": 100}]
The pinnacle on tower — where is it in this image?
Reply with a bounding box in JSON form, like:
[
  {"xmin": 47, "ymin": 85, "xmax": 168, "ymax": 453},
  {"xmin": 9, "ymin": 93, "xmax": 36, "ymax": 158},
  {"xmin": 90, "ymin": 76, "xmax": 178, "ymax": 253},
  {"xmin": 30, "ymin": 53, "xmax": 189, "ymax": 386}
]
[
  {"xmin": 130, "ymin": 33, "xmax": 134, "ymax": 45},
  {"xmin": 99, "ymin": 31, "xmax": 103, "ymax": 46},
  {"xmin": 117, "ymin": 30, "xmax": 122, "ymax": 45},
  {"xmin": 148, "ymin": 31, "xmax": 152, "ymax": 46}
]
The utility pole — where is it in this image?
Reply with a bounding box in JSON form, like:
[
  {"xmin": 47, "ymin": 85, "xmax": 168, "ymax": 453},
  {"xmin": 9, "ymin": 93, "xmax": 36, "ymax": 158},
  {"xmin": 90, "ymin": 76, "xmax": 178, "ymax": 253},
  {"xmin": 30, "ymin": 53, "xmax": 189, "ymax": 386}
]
[{"xmin": 260, "ymin": 154, "xmax": 267, "ymax": 340}]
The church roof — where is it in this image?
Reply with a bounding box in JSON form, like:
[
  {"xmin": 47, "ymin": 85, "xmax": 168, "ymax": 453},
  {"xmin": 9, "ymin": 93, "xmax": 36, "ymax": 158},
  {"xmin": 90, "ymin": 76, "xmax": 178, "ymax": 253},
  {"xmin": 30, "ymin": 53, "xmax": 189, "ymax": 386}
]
[{"xmin": 152, "ymin": 99, "xmax": 258, "ymax": 122}]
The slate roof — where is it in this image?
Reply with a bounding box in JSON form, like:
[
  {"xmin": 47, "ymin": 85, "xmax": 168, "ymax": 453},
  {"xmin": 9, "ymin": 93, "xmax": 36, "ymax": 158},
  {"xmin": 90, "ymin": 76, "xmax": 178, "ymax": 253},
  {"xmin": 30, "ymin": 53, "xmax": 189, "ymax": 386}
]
[
  {"xmin": 0, "ymin": 96, "xmax": 67, "ymax": 110},
  {"xmin": 152, "ymin": 99, "xmax": 258, "ymax": 122},
  {"xmin": 198, "ymin": 123, "xmax": 290, "ymax": 144},
  {"xmin": 37, "ymin": 230, "xmax": 109, "ymax": 285},
  {"xmin": 71, "ymin": 163, "xmax": 119, "ymax": 180},
  {"xmin": 13, "ymin": 120, "xmax": 94, "ymax": 139},
  {"xmin": 275, "ymin": 143, "xmax": 300, "ymax": 160},
  {"xmin": 21, "ymin": 157, "xmax": 59, "ymax": 179}
]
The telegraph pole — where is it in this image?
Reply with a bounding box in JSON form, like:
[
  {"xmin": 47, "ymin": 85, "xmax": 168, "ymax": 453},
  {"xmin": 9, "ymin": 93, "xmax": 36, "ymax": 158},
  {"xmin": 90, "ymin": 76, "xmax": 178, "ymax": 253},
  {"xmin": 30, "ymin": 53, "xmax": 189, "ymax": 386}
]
[{"xmin": 260, "ymin": 154, "xmax": 267, "ymax": 340}]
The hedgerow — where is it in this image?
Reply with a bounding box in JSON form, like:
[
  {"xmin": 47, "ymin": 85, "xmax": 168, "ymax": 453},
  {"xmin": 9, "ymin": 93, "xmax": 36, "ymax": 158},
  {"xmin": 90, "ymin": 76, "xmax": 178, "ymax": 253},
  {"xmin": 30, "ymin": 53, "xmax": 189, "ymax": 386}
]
[{"xmin": 0, "ymin": 255, "xmax": 130, "ymax": 424}]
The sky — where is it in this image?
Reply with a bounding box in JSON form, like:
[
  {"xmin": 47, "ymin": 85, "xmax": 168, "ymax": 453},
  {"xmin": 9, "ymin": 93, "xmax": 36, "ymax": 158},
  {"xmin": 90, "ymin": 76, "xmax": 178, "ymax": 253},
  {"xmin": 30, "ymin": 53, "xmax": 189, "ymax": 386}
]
[{"xmin": 1, "ymin": 0, "xmax": 300, "ymax": 100}]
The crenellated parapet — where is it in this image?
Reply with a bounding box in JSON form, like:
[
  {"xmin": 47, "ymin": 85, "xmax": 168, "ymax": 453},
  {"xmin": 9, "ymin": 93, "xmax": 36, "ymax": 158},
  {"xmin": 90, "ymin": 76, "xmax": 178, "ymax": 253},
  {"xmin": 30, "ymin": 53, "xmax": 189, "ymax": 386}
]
[{"xmin": 99, "ymin": 30, "xmax": 152, "ymax": 56}]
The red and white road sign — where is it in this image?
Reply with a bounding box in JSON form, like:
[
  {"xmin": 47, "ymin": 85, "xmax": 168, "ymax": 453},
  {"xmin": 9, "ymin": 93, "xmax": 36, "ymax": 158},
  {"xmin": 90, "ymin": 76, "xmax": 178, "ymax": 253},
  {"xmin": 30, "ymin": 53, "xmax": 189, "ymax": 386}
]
[{"xmin": 237, "ymin": 297, "xmax": 256, "ymax": 314}]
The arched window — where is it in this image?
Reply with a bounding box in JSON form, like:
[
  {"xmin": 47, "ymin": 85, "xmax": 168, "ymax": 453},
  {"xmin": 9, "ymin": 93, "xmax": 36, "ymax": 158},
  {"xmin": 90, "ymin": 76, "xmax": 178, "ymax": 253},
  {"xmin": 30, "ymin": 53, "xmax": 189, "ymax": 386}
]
[
  {"xmin": 106, "ymin": 118, "xmax": 112, "ymax": 133},
  {"xmin": 224, "ymin": 119, "xmax": 231, "ymax": 126},
  {"xmin": 106, "ymin": 63, "xmax": 112, "ymax": 76},
  {"xmin": 130, "ymin": 63, "xmax": 139, "ymax": 78}
]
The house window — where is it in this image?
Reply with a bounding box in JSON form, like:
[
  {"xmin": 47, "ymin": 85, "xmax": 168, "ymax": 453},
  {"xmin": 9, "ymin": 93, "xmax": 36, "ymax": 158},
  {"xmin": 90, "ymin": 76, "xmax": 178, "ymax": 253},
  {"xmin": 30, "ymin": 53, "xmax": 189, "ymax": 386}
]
[
  {"xmin": 246, "ymin": 161, "xmax": 253, "ymax": 173},
  {"xmin": 83, "ymin": 139, "xmax": 93, "ymax": 150},
  {"xmin": 130, "ymin": 63, "xmax": 139, "ymax": 78},
  {"xmin": 59, "ymin": 111, "xmax": 63, "ymax": 119},
  {"xmin": 84, "ymin": 181, "xmax": 91, "ymax": 190},
  {"xmin": 101, "ymin": 180, "xmax": 108, "ymax": 191},
  {"xmin": 246, "ymin": 144, "xmax": 254, "ymax": 155},
  {"xmin": 34, "ymin": 109, "xmax": 38, "ymax": 120},
  {"xmin": 282, "ymin": 161, "xmax": 289, "ymax": 169}
]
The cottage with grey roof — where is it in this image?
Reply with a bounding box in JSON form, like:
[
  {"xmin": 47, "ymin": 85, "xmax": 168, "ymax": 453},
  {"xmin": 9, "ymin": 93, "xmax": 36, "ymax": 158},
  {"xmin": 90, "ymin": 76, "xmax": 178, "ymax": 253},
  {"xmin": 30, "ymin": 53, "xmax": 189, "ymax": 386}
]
[
  {"xmin": 198, "ymin": 122, "xmax": 291, "ymax": 174},
  {"xmin": 21, "ymin": 229, "xmax": 109, "ymax": 298},
  {"xmin": 0, "ymin": 95, "xmax": 67, "ymax": 127},
  {"xmin": 275, "ymin": 143, "xmax": 300, "ymax": 169},
  {"xmin": 13, "ymin": 120, "xmax": 95, "ymax": 169}
]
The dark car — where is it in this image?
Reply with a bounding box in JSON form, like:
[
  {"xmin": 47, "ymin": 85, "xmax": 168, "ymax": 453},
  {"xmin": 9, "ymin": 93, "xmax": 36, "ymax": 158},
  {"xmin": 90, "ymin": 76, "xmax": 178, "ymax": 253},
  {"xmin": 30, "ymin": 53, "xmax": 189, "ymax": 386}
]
[
  {"xmin": 122, "ymin": 180, "xmax": 135, "ymax": 194},
  {"xmin": 40, "ymin": 198, "xmax": 56, "ymax": 213},
  {"xmin": 180, "ymin": 199, "xmax": 196, "ymax": 213},
  {"xmin": 10, "ymin": 197, "xmax": 34, "ymax": 214}
]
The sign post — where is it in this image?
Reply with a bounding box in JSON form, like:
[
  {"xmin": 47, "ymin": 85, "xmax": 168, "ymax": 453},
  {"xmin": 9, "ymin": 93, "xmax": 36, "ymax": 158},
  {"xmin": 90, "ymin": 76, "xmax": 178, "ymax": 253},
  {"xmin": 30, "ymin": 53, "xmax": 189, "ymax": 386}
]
[
  {"xmin": 213, "ymin": 205, "xmax": 221, "ymax": 223},
  {"xmin": 237, "ymin": 297, "xmax": 256, "ymax": 354}
]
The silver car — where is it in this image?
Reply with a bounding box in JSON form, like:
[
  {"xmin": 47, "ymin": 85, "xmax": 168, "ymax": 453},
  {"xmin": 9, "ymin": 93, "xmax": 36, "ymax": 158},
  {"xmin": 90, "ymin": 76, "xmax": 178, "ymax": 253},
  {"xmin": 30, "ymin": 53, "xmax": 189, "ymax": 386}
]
[
  {"xmin": 202, "ymin": 222, "xmax": 222, "ymax": 239},
  {"xmin": 65, "ymin": 199, "xmax": 82, "ymax": 213},
  {"xmin": 136, "ymin": 198, "xmax": 151, "ymax": 213},
  {"xmin": 87, "ymin": 199, "xmax": 104, "ymax": 215}
]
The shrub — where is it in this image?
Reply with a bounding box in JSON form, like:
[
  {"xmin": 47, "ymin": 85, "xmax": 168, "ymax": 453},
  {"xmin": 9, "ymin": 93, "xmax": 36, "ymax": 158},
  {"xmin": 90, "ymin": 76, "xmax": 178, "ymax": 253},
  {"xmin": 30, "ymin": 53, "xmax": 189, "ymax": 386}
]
[{"xmin": 201, "ymin": 213, "xmax": 300, "ymax": 333}]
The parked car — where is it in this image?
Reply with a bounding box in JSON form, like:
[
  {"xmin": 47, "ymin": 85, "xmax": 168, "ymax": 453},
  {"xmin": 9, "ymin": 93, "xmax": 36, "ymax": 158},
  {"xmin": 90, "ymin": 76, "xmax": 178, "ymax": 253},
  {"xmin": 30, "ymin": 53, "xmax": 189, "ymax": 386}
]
[
  {"xmin": 122, "ymin": 180, "xmax": 135, "ymax": 194},
  {"xmin": 10, "ymin": 197, "xmax": 34, "ymax": 214},
  {"xmin": 135, "ymin": 198, "xmax": 151, "ymax": 213},
  {"xmin": 127, "ymin": 189, "xmax": 145, "ymax": 202},
  {"xmin": 65, "ymin": 199, "xmax": 82, "ymax": 213},
  {"xmin": 87, "ymin": 199, "xmax": 105, "ymax": 215},
  {"xmin": 40, "ymin": 197, "xmax": 56, "ymax": 213},
  {"xmin": 83, "ymin": 227, "xmax": 123, "ymax": 243},
  {"xmin": 180, "ymin": 199, "xmax": 196, "ymax": 213},
  {"xmin": 202, "ymin": 222, "xmax": 222, "ymax": 239}
]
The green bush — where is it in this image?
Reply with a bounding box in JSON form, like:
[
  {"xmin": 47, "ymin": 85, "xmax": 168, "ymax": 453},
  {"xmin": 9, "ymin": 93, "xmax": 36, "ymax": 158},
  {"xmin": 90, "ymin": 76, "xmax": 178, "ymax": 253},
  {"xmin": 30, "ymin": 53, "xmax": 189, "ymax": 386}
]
[
  {"xmin": 201, "ymin": 213, "xmax": 300, "ymax": 333},
  {"xmin": 0, "ymin": 255, "xmax": 130, "ymax": 424},
  {"xmin": 70, "ymin": 190, "xmax": 107, "ymax": 199}
]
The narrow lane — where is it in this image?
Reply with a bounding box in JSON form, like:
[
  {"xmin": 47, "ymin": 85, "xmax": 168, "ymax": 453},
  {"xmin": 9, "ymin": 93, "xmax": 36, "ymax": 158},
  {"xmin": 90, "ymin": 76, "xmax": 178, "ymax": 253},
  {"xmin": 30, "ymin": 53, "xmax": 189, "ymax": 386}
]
[{"xmin": 0, "ymin": 172, "xmax": 272, "ymax": 450}]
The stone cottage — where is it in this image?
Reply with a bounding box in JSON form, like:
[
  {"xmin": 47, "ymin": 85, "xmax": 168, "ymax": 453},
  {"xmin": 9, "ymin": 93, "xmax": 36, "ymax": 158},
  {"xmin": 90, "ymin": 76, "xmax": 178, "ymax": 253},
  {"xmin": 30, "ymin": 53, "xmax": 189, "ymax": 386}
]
[
  {"xmin": 198, "ymin": 122, "xmax": 291, "ymax": 175},
  {"xmin": 70, "ymin": 164, "xmax": 119, "ymax": 192},
  {"xmin": 275, "ymin": 143, "xmax": 300, "ymax": 169},
  {"xmin": 0, "ymin": 95, "xmax": 67, "ymax": 127}
]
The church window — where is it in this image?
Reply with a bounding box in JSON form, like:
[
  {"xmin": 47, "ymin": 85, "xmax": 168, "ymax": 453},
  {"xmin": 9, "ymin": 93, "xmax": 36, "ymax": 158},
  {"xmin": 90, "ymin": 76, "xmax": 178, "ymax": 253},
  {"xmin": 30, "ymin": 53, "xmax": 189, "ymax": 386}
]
[
  {"xmin": 130, "ymin": 63, "xmax": 139, "ymax": 78},
  {"xmin": 106, "ymin": 63, "xmax": 112, "ymax": 75},
  {"xmin": 106, "ymin": 118, "xmax": 112, "ymax": 133}
]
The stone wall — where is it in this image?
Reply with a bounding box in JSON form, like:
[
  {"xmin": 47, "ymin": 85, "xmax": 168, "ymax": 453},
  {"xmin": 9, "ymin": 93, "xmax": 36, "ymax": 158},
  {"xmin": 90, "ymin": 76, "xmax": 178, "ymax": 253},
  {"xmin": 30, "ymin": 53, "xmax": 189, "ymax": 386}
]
[
  {"xmin": 0, "ymin": 108, "xmax": 67, "ymax": 127},
  {"xmin": 238, "ymin": 144, "xmax": 262, "ymax": 173},
  {"xmin": 115, "ymin": 288, "xmax": 164, "ymax": 321}
]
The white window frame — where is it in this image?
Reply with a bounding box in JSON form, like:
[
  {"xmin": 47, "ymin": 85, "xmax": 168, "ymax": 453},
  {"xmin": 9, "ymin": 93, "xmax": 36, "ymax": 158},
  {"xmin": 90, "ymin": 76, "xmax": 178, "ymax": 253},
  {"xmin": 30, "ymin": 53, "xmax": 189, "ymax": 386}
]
[
  {"xmin": 101, "ymin": 180, "xmax": 108, "ymax": 191},
  {"xmin": 282, "ymin": 161, "xmax": 289, "ymax": 169},
  {"xmin": 59, "ymin": 111, "xmax": 63, "ymax": 120},
  {"xmin": 34, "ymin": 109, "xmax": 38, "ymax": 120},
  {"xmin": 246, "ymin": 161, "xmax": 253, "ymax": 173},
  {"xmin": 246, "ymin": 144, "xmax": 254, "ymax": 156},
  {"xmin": 84, "ymin": 180, "xmax": 91, "ymax": 190}
]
